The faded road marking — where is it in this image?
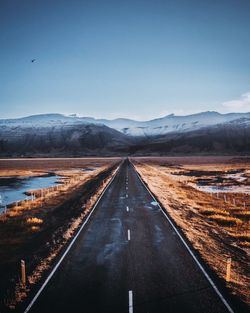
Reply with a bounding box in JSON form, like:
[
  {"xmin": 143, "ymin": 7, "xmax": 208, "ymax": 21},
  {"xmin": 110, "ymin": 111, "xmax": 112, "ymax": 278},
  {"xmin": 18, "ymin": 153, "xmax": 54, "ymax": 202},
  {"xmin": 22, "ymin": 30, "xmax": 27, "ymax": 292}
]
[{"xmin": 129, "ymin": 290, "xmax": 133, "ymax": 313}]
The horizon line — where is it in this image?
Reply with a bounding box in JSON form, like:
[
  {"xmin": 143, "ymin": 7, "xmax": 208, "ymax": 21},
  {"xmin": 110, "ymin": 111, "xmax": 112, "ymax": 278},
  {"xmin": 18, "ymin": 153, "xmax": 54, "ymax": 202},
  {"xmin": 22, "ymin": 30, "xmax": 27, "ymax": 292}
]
[{"xmin": 1, "ymin": 110, "xmax": 250, "ymax": 122}]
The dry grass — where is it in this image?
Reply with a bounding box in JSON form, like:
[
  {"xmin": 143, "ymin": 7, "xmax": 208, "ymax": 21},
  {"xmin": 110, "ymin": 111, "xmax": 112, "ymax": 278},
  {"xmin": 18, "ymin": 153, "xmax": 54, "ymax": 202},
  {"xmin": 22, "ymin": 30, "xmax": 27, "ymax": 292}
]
[
  {"xmin": 233, "ymin": 210, "xmax": 250, "ymax": 218},
  {"xmin": 200, "ymin": 208, "xmax": 230, "ymax": 216},
  {"xmin": 228, "ymin": 232, "xmax": 250, "ymax": 241},
  {"xmin": 132, "ymin": 156, "xmax": 250, "ymax": 306},
  {"xmin": 0, "ymin": 157, "xmax": 120, "ymax": 174},
  {"xmin": 208, "ymin": 215, "xmax": 243, "ymax": 226},
  {"xmin": 31, "ymin": 226, "xmax": 40, "ymax": 232},
  {"xmin": 26, "ymin": 217, "xmax": 43, "ymax": 225}
]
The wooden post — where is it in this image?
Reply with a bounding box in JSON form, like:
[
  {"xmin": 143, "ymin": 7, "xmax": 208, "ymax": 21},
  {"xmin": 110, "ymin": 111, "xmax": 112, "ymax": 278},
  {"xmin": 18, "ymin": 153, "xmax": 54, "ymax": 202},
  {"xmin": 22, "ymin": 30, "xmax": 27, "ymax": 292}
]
[
  {"xmin": 21, "ymin": 259, "xmax": 26, "ymax": 286},
  {"xmin": 233, "ymin": 198, "xmax": 236, "ymax": 206},
  {"xmin": 243, "ymin": 202, "xmax": 246, "ymax": 209},
  {"xmin": 226, "ymin": 257, "xmax": 231, "ymax": 282},
  {"xmin": 224, "ymin": 194, "xmax": 227, "ymax": 202}
]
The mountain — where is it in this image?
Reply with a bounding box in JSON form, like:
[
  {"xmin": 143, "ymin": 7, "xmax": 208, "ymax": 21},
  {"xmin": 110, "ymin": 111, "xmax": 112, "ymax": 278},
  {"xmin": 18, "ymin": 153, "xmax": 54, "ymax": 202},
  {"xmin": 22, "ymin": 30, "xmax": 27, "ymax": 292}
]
[
  {"xmin": 99, "ymin": 111, "xmax": 250, "ymax": 136},
  {"xmin": 0, "ymin": 113, "xmax": 90, "ymax": 127},
  {"xmin": 129, "ymin": 117, "xmax": 250, "ymax": 155},
  {"xmin": 0, "ymin": 123, "xmax": 132, "ymax": 157},
  {"xmin": 0, "ymin": 112, "xmax": 250, "ymax": 156},
  {"xmin": 1, "ymin": 112, "xmax": 249, "ymax": 137}
]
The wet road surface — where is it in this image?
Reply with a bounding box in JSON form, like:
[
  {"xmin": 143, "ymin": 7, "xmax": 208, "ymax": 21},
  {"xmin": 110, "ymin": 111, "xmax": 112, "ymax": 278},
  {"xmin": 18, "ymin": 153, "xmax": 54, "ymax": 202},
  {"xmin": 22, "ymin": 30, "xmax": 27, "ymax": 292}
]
[{"xmin": 25, "ymin": 160, "xmax": 234, "ymax": 313}]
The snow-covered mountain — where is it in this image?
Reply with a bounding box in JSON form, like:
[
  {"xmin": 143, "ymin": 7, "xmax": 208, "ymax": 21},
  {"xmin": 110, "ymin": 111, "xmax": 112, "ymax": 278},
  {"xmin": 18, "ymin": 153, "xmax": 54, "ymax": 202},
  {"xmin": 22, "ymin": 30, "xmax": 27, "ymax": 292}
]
[
  {"xmin": 100, "ymin": 111, "xmax": 250, "ymax": 136},
  {"xmin": 1, "ymin": 111, "xmax": 249, "ymax": 137},
  {"xmin": 0, "ymin": 113, "xmax": 90, "ymax": 127},
  {"xmin": 0, "ymin": 122, "xmax": 131, "ymax": 157},
  {"xmin": 0, "ymin": 113, "xmax": 249, "ymax": 156},
  {"xmin": 130, "ymin": 117, "xmax": 250, "ymax": 155}
]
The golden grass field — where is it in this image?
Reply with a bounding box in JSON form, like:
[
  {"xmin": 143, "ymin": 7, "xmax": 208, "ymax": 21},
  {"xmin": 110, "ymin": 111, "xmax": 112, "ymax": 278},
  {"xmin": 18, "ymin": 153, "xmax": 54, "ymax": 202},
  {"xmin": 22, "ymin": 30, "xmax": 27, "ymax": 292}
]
[
  {"xmin": 132, "ymin": 156, "xmax": 250, "ymax": 306},
  {"xmin": 0, "ymin": 157, "xmax": 120, "ymax": 177}
]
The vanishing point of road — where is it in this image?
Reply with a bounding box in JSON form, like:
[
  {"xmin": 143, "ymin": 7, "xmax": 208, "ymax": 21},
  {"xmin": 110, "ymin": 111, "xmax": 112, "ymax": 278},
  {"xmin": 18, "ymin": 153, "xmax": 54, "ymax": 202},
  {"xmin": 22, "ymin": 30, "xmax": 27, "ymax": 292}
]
[{"xmin": 23, "ymin": 159, "xmax": 236, "ymax": 313}]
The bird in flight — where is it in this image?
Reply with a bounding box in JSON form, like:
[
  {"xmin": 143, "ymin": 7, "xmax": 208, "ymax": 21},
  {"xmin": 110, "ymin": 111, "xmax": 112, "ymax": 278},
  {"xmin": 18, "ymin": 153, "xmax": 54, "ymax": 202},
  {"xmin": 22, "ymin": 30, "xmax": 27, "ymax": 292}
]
[{"xmin": 31, "ymin": 59, "xmax": 36, "ymax": 63}]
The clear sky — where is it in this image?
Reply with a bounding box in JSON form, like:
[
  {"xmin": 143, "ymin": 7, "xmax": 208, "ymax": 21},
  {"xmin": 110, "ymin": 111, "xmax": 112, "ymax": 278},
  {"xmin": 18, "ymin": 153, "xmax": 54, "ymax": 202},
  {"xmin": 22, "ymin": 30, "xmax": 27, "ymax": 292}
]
[{"xmin": 0, "ymin": 0, "xmax": 250, "ymax": 120}]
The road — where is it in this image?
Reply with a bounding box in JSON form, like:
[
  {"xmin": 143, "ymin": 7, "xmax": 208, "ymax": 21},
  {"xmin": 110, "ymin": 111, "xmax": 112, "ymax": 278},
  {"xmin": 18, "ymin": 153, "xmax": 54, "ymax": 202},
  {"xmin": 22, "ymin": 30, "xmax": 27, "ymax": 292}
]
[{"xmin": 24, "ymin": 159, "xmax": 234, "ymax": 313}]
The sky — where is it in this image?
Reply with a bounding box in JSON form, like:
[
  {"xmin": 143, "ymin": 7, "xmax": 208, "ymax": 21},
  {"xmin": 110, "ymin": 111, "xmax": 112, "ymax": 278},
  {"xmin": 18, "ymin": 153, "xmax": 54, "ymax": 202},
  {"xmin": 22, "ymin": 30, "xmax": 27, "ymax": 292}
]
[{"xmin": 0, "ymin": 0, "xmax": 250, "ymax": 120}]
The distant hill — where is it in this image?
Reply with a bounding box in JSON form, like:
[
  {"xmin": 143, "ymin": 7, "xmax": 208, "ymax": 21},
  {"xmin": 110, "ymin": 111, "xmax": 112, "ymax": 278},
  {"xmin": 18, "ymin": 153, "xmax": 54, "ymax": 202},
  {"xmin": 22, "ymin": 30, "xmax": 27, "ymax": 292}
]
[
  {"xmin": 0, "ymin": 112, "xmax": 249, "ymax": 156},
  {"xmin": 0, "ymin": 123, "xmax": 132, "ymax": 157},
  {"xmin": 98, "ymin": 111, "xmax": 250, "ymax": 137},
  {"xmin": 129, "ymin": 118, "xmax": 250, "ymax": 155}
]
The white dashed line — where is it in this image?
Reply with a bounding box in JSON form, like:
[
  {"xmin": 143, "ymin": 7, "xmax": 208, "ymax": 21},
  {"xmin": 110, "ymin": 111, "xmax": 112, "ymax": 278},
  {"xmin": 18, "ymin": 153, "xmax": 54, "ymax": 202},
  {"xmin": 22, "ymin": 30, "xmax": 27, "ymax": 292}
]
[
  {"xmin": 126, "ymin": 194, "xmax": 128, "ymax": 198},
  {"xmin": 128, "ymin": 229, "xmax": 131, "ymax": 241},
  {"xmin": 126, "ymin": 206, "xmax": 129, "ymax": 212},
  {"xmin": 129, "ymin": 290, "xmax": 133, "ymax": 313}
]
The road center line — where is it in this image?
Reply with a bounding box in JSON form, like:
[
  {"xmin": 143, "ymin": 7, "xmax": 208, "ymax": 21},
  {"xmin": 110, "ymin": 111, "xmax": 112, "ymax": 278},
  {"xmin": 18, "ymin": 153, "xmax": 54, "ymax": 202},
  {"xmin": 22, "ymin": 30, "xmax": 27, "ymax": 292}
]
[
  {"xmin": 128, "ymin": 229, "xmax": 131, "ymax": 241},
  {"xmin": 128, "ymin": 290, "xmax": 133, "ymax": 313},
  {"xmin": 126, "ymin": 194, "xmax": 128, "ymax": 198},
  {"xmin": 126, "ymin": 206, "xmax": 129, "ymax": 212}
]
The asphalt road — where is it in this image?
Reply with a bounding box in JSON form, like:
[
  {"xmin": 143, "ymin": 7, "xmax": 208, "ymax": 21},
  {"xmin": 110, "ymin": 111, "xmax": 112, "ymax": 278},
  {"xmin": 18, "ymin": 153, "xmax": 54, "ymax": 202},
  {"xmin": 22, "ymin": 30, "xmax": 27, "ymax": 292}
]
[{"xmin": 24, "ymin": 159, "xmax": 234, "ymax": 313}]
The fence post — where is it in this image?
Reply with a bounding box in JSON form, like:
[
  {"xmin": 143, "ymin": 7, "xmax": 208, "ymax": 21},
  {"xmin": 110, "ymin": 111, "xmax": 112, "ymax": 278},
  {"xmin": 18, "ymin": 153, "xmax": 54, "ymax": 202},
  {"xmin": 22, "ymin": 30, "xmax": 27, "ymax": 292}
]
[
  {"xmin": 21, "ymin": 259, "xmax": 26, "ymax": 286},
  {"xmin": 226, "ymin": 257, "xmax": 231, "ymax": 282}
]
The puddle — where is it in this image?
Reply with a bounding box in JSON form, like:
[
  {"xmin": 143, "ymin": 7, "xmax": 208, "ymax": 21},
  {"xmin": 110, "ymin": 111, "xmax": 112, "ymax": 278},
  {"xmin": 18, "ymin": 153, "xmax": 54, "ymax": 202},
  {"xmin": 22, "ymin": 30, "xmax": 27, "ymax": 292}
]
[
  {"xmin": 224, "ymin": 173, "xmax": 247, "ymax": 183},
  {"xmin": 82, "ymin": 168, "xmax": 96, "ymax": 172},
  {"xmin": 186, "ymin": 169, "xmax": 250, "ymax": 195},
  {"xmin": 151, "ymin": 201, "xmax": 158, "ymax": 206},
  {"xmin": 196, "ymin": 185, "xmax": 250, "ymax": 194},
  {"xmin": 0, "ymin": 174, "xmax": 62, "ymax": 213}
]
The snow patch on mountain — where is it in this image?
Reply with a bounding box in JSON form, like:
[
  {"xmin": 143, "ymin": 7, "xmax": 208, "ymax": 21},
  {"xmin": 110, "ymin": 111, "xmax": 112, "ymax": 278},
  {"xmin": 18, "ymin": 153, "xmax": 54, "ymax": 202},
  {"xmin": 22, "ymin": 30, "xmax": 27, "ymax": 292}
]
[{"xmin": 97, "ymin": 111, "xmax": 250, "ymax": 136}]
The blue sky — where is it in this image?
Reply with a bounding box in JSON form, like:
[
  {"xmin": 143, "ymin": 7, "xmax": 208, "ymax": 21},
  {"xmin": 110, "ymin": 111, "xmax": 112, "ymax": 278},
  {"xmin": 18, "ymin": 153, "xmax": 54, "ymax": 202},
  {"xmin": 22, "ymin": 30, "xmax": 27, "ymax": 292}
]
[{"xmin": 0, "ymin": 0, "xmax": 250, "ymax": 120}]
